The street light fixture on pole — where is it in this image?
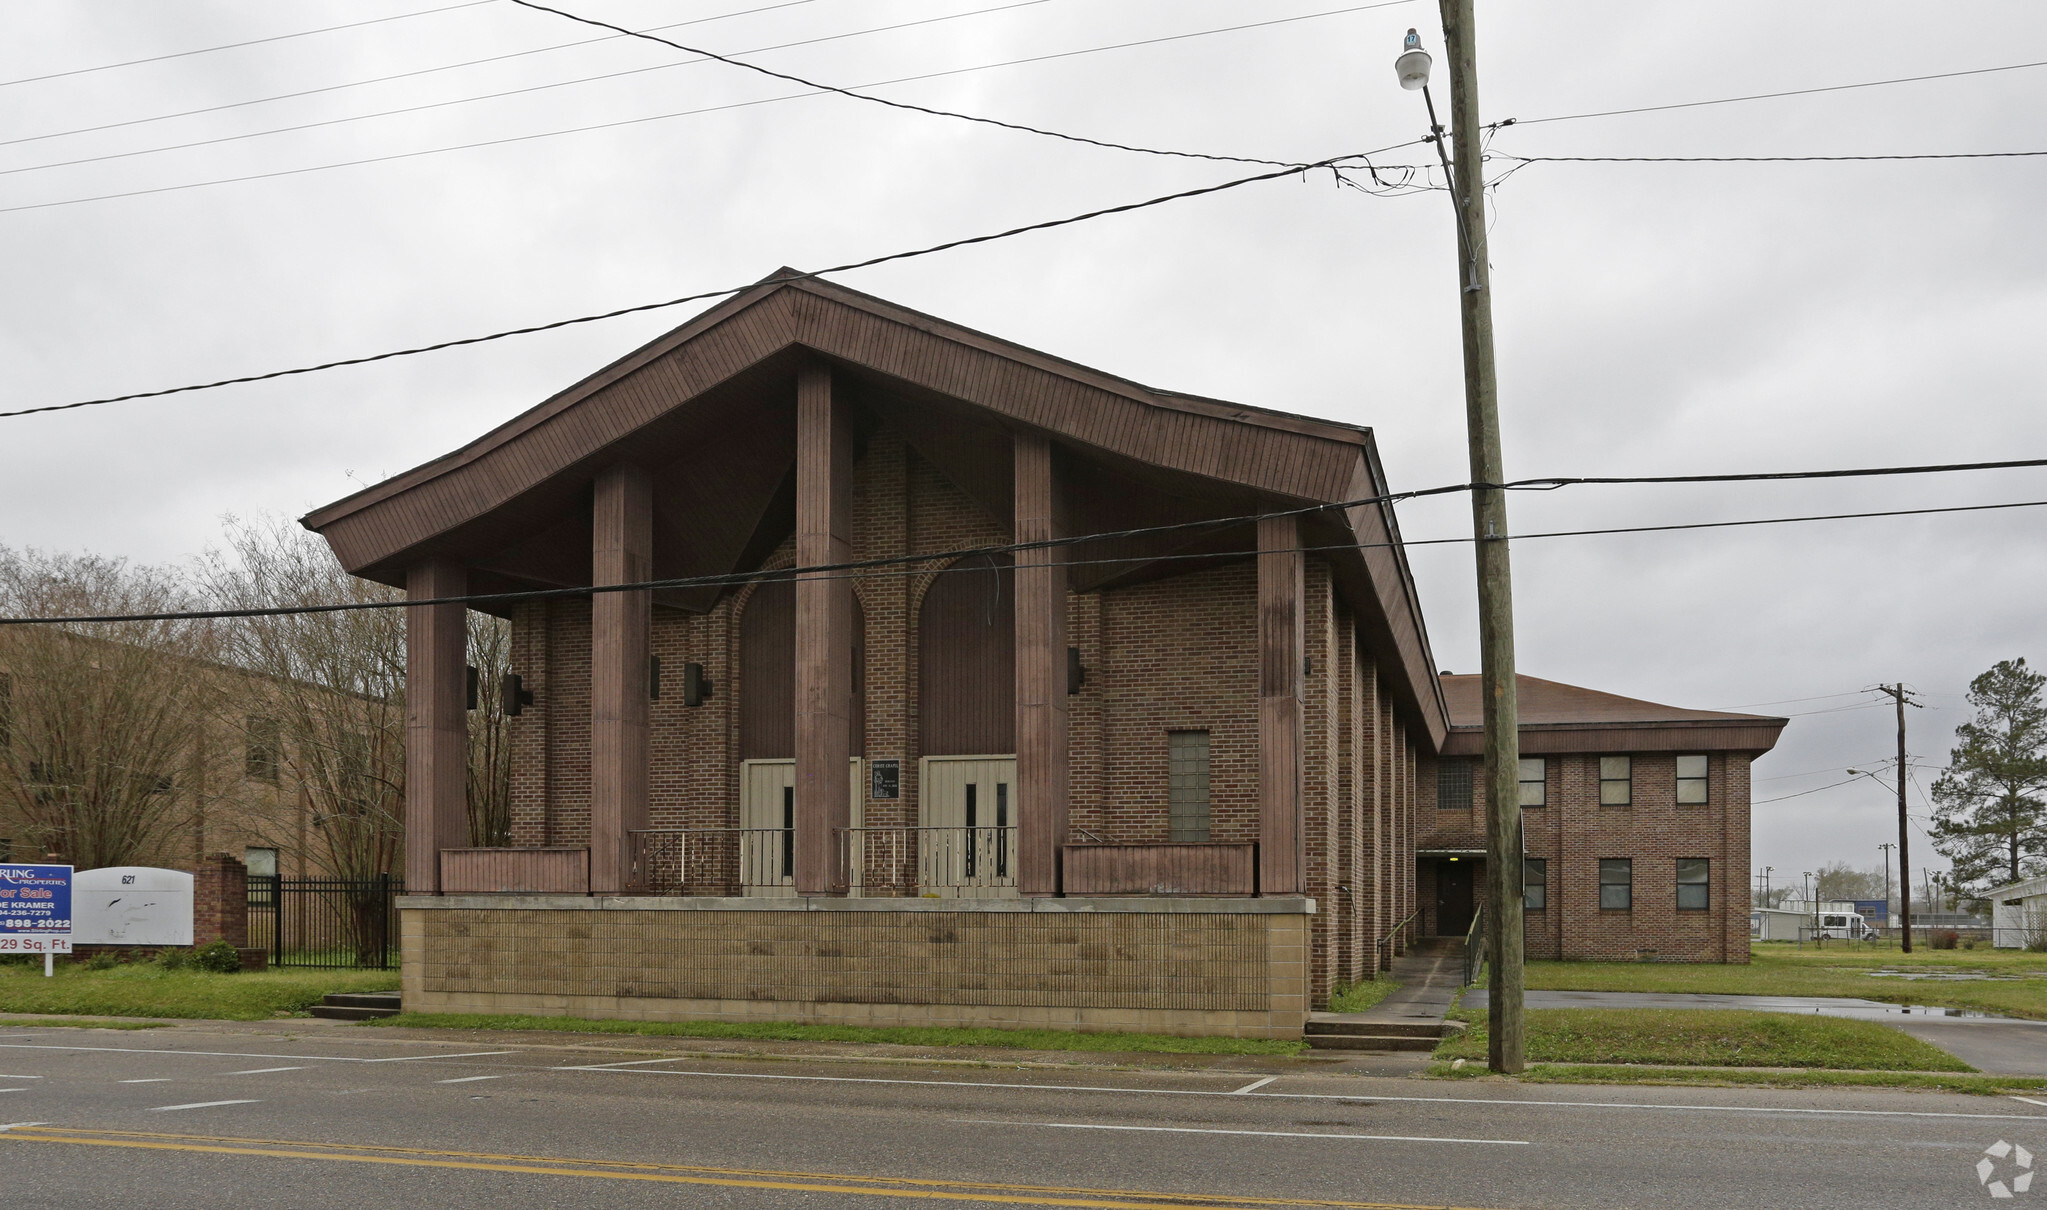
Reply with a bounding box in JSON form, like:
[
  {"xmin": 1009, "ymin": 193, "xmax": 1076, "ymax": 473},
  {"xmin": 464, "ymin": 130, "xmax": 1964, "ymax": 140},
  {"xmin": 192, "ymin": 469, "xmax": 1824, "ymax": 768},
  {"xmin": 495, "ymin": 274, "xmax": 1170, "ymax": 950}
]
[{"xmin": 1394, "ymin": 7, "xmax": 1524, "ymax": 1074}]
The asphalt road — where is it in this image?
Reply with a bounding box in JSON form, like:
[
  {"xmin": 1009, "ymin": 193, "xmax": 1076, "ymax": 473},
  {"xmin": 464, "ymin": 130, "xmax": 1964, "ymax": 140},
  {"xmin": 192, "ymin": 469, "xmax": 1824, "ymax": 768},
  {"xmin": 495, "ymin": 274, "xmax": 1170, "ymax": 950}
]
[{"xmin": 1, "ymin": 1024, "xmax": 2039, "ymax": 1209}]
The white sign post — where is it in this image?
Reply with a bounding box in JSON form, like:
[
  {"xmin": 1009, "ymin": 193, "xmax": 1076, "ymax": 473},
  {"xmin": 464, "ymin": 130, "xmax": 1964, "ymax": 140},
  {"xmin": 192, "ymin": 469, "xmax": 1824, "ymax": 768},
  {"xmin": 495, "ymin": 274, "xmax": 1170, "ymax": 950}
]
[{"xmin": 0, "ymin": 865, "xmax": 73, "ymax": 977}]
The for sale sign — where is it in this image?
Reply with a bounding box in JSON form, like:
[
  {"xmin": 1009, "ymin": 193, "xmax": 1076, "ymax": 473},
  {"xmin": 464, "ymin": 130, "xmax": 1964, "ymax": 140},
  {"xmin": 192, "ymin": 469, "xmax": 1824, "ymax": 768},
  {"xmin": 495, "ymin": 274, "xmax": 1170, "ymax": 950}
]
[{"xmin": 0, "ymin": 865, "xmax": 72, "ymax": 952}]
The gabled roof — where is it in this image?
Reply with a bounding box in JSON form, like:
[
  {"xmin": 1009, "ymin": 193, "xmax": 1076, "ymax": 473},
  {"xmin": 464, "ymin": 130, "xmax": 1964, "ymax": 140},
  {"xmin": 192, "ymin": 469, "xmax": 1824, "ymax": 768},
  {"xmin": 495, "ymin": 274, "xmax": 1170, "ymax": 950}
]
[
  {"xmin": 1438, "ymin": 673, "xmax": 1787, "ymax": 756},
  {"xmin": 299, "ymin": 269, "xmax": 1452, "ymax": 745}
]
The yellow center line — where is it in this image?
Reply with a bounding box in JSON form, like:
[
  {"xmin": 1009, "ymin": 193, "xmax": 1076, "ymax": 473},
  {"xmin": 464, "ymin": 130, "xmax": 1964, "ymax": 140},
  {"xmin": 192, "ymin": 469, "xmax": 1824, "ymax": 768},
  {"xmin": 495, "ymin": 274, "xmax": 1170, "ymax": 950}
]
[{"xmin": 0, "ymin": 1126, "xmax": 1489, "ymax": 1210}]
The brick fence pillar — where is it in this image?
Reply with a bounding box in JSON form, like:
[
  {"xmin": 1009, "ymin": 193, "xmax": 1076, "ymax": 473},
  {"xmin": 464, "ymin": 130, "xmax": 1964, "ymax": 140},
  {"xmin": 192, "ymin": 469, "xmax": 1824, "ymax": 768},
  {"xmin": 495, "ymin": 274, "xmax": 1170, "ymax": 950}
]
[{"xmin": 192, "ymin": 853, "xmax": 248, "ymax": 948}]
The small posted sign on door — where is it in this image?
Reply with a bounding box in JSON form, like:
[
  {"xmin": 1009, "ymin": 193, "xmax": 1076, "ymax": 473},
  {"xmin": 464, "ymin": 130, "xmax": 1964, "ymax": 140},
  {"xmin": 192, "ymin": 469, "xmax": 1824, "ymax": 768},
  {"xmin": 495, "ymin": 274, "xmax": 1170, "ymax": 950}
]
[{"xmin": 0, "ymin": 865, "xmax": 73, "ymax": 954}]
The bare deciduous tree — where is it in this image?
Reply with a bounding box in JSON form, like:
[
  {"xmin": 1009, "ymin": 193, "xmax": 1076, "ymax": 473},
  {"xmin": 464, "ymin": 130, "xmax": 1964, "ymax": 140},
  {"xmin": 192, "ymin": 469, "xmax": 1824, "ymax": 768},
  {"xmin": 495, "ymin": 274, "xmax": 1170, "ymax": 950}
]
[
  {"xmin": 0, "ymin": 547, "xmax": 212, "ymax": 869},
  {"xmin": 466, "ymin": 614, "xmax": 513, "ymax": 848}
]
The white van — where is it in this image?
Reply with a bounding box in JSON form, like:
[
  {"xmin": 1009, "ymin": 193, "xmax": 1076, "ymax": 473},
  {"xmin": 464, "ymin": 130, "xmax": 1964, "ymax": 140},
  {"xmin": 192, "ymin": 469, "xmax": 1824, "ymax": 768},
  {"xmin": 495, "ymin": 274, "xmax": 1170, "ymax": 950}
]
[{"xmin": 1814, "ymin": 912, "xmax": 1877, "ymax": 941}]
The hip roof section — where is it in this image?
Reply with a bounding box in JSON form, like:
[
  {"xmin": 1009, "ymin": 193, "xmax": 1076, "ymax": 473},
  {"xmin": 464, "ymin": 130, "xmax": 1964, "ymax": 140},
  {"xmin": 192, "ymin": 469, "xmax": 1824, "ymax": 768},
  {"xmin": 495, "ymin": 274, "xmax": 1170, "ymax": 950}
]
[{"xmin": 1437, "ymin": 673, "xmax": 1788, "ymax": 755}]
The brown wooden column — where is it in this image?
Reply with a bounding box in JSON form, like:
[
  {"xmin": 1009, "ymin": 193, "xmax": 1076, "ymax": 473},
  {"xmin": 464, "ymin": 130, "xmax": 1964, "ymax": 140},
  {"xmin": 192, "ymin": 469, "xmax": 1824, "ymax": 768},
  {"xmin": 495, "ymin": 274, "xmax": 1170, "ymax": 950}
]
[
  {"xmin": 1014, "ymin": 432, "xmax": 1068, "ymax": 896},
  {"xmin": 590, "ymin": 464, "xmax": 652, "ymax": 894},
  {"xmin": 405, "ymin": 558, "xmax": 468, "ymax": 894},
  {"xmin": 794, "ymin": 364, "xmax": 855, "ymax": 895},
  {"xmin": 1257, "ymin": 513, "xmax": 1304, "ymax": 895}
]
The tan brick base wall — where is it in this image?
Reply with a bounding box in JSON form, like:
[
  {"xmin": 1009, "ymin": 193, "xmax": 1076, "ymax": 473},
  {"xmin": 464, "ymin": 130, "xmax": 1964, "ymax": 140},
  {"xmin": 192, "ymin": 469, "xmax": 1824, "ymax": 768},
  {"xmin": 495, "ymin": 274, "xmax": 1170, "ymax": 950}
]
[{"xmin": 401, "ymin": 898, "xmax": 1310, "ymax": 1038}]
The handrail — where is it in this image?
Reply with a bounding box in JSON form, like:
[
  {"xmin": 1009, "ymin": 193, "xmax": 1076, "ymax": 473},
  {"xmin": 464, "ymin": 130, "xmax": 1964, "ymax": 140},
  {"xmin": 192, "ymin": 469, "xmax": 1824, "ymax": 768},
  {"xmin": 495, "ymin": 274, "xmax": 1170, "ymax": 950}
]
[
  {"xmin": 1463, "ymin": 903, "xmax": 1486, "ymax": 988},
  {"xmin": 1373, "ymin": 909, "xmax": 1419, "ymax": 979}
]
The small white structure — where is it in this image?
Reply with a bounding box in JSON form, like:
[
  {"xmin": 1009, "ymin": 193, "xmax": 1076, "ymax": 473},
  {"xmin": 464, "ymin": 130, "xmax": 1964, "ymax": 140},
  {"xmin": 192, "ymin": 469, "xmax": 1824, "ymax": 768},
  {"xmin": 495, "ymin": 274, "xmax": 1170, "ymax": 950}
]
[
  {"xmin": 1753, "ymin": 908, "xmax": 1816, "ymax": 941},
  {"xmin": 71, "ymin": 867, "xmax": 193, "ymax": 947},
  {"xmin": 1988, "ymin": 874, "xmax": 2047, "ymax": 949}
]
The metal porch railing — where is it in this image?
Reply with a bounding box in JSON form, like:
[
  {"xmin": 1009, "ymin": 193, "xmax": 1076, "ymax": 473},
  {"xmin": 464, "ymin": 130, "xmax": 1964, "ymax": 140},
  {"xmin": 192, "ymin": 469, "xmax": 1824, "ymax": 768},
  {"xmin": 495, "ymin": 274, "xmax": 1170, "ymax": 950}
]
[{"xmin": 839, "ymin": 826, "xmax": 1019, "ymax": 897}]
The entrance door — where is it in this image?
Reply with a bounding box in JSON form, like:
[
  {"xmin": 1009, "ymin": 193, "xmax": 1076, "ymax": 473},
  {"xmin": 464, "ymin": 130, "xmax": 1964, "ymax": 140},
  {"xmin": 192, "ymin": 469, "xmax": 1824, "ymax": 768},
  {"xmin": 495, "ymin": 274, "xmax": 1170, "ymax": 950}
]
[
  {"xmin": 917, "ymin": 755, "xmax": 1018, "ymax": 898},
  {"xmin": 1436, "ymin": 859, "xmax": 1475, "ymax": 936},
  {"xmin": 738, "ymin": 759, "xmax": 864, "ymax": 897}
]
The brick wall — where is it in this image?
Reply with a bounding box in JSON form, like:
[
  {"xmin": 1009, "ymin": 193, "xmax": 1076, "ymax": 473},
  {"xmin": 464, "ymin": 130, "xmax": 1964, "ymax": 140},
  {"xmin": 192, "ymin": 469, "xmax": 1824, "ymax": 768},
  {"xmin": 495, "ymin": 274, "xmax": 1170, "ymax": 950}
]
[
  {"xmin": 403, "ymin": 896, "xmax": 1310, "ymax": 1038},
  {"xmin": 192, "ymin": 852, "xmax": 247, "ymax": 948}
]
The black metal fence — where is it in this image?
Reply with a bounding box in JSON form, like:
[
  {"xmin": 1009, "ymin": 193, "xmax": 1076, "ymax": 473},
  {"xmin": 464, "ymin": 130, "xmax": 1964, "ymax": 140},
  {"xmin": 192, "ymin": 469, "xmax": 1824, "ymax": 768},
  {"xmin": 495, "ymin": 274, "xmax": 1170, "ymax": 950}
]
[{"xmin": 247, "ymin": 875, "xmax": 402, "ymax": 970}]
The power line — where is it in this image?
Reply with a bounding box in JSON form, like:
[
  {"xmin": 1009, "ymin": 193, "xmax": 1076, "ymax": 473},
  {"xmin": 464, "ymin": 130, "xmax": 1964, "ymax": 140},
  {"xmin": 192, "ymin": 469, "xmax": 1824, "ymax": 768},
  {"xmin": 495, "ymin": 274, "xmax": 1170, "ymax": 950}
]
[
  {"xmin": 1504, "ymin": 457, "xmax": 2047, "ymax": 491},
  {"xmin": 1496, "ymin": 149, "xmax": 2047, "ymax": 164},
  {"xmin": 0, "ymin": 0, "xmax": 855, "ymax": 151},
  {"xmin": 502, "ymin": 0, "xmax": 1371, "ymax": 166},
  {"xmin": 1509, "ymin": 58, "xmax": 2047, "ymax": 126},
  {"xmin": 0, "ymin": 149, "xmax": 1395, "ymax": 419},
  {"xmin": 0, "ymin": 1, "xmax": 497, "ymax": 90},
  {"xmin": 0, "ymin": 0, "xmax": 1063, "ymax": 178},
  {"xmin": 0, "ymin": 4, "xmax": 1408, "ymax": 217},
  {"xmin": 8, "ymin": 490, "xmax": 2047, "ymax": 627}
]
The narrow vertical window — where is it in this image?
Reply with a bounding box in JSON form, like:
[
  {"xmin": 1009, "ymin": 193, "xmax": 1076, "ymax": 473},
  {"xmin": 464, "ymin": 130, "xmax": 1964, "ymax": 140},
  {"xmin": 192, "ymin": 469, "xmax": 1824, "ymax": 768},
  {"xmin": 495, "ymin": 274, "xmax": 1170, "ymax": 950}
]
[
  {"xmin": 1599, "ymin": 755, "xmax": 1633, "ymax": 807},
  {"xmin": 1676, "ymin": 754, "xmax": 1710, "ymax": 805},
  {"xmin": 1524, "ymin": 857, "xmax": 1547, "ymax": 912},
  {"xmin": 1168, "ymin": 730, "xmax": 1211, "ymax": 842},
  {"xmin": 1437, "ymin": 759, "xmax": 1473, "ymax": 811},
  {"xmin": 1517, "ymin": 757, "xmax": 1547, "ymax": 808},
  {"xmin": 965, "ymin": 782, "xmax": 979, "ymax": 877},
  {"xmin": 1677, "ymin": 858, "xmax": 1710, "ymax": 910},
  {"xmin": 245, "ymin": 714, "xmax": 281, "ymax": 783},
  {"xmin": 780, "ymin": 785, "xmax": 795, "ymax": 879},
  {"xmin": 995, "ymin": 782, "xmax": 1010, "ymax": 877},
  {"xmin": 1599, "ymin": 858, "xmax": 1633, "ymax": 910}
]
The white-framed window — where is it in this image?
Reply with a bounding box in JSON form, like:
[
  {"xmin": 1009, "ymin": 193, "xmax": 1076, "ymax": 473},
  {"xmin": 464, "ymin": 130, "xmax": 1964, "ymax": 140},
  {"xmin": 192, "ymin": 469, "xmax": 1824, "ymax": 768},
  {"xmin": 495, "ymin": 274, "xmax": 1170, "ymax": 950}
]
[
  {"xmin": 1524, "ymin": 858, "xmax": 1548, "ymax": 912},
  {"xmin": 1676, "ymin": 754, "xmax": 1710, "ymax": 805},
  {"xmin": 1517, "ymin": 757, "xmax": 1547, "ymax": 808},
  {"xmin": 1677, "ymin": 858, "xmax": 1710, "ymax": 911},
  {"xmin": 244, "ymin": 847, "xmax": 278, "ymax": 879},
  {"xmin": 1168, "ymin": 730, "xmax": 1211, "ymax": 842},
  {"xmin": 1599, "ymin": 755, "xmax": 1633, "ymax": 807},
  {"xmin": 1599, "ymin": 858, "xmax": 1633, "ymax": 910}
]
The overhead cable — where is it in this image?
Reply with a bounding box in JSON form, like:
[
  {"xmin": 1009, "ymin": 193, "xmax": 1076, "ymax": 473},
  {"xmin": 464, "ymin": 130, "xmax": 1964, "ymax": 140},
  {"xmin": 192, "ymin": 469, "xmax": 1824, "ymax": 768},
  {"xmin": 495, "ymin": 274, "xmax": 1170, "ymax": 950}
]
[
  {"xmin": 6, "ymin": 492, "xmax": 2046, "ymax": 627},
  {"xmin": 0, "ymin": 5, "xmax": 1407, "ymax": 216},
  {"xmin": 1497, "ymin": 149, "xmax": 2047, "ymax": 164},
  {"xmin": 0, "ymin": 149, "xmax": 1398, "ymax": 418},
  {"xmin": 0, "ymin": 0, "xmax": 1060, "ymax": 175},
  {"xmin": 0, "ymin": 1, "xmax": 497, "ymax": 89},
  {"xmin": 1511, "ymin": 57, "xmax": 2047, "ymax": 126},
  {"xmin": 502, "ymin": 0, "xmax": 1415, "ymax": 167}
]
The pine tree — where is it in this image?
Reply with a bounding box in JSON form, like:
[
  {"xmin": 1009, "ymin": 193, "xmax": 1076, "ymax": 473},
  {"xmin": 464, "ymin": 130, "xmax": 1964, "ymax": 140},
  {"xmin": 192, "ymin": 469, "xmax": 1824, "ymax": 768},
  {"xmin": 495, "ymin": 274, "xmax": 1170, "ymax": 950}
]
[{"xmin": 1930, "ymin": 659, "xmax": 2047, "ymax": 894}]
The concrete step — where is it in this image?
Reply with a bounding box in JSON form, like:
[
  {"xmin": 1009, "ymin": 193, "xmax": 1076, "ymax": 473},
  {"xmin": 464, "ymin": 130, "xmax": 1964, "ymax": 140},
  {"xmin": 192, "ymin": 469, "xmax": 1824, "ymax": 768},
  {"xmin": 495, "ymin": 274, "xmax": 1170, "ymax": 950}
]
[
  {"xmin": 1306, "ymin": 1017, "xmax": 1463, "ymax": 1038},
  {"xmin": 1306, "ymin": 1033, "xmax": 1442, "ymax": 1052},
  {"xmin": 309, "ymin": 991, "xmax": 401, "ymax": 1020}
]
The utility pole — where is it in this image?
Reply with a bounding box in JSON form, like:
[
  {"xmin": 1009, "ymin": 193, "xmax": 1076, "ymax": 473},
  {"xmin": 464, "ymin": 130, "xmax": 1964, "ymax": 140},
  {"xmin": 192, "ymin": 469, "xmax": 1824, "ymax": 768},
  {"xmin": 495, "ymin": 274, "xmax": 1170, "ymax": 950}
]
[
  {"xmin": 1761, "ymin": 865, "xmax": 1773, "ymax": 907},
  {"xmin": 1872, "ymin": 684, "xmax": 1920, "ymax": 951}
]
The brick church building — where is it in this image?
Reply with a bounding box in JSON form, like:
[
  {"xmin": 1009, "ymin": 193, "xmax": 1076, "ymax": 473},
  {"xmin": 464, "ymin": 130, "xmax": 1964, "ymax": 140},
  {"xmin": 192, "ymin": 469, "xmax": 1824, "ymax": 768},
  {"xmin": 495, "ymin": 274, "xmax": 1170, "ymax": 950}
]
[{"xmin": 303, "ymin": 271, "xmax": 1784, "ymax": 1037}]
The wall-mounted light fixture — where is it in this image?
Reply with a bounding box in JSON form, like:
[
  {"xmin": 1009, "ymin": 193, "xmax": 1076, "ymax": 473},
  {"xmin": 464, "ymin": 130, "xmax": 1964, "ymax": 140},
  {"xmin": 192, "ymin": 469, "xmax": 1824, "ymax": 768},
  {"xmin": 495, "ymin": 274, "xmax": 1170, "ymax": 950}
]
[
  {"xmin": 683, "ymin": 662, "xmax": 714, "ymax": 707},
  {"xmin": 1067, "ymin": 647, "xmax": 1086, "ymax": 695},
  {"xmin": 501, "ymin": 674, "xmax": 534, "ymax": 717},
  {"xmin": 648, "ymin": 655, "xmax": 661, "ymax": 701},
  {"xmin": 465, "ymin": 665, "xmax": 479, "ymax": 711}
]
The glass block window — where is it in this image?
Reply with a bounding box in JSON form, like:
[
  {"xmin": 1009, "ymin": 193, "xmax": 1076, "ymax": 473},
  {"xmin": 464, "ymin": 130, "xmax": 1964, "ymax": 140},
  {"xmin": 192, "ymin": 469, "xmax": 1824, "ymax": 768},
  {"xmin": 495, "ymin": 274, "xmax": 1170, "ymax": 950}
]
[
  {"xmin": 1599, "ymin": 858, "xmax": 1633, "ymax": 910},
  {"xmin": 1677, "ymin": 858, "xmax": 1710, "ymax": 910},
  {"xmin": 1437, "ymin": 759, "xmax": 1474, "ymax": 811},
  {"xmin": 1676, "ymin": 754, "xmax": 1710, "ymax": 805},
  {"xmin": 1517, "ymin": 757, "xmax": 1547, "ymax": 808},
  {"xmin": 1168, "ymin": 730, "xmax": 1211, "ymax": 842},
  {"xmin": 1599, "ymin": 755, "xmax": 1633, "ymax": 807},
  {"xmin": 1524, "ymin": 857, "xmax": 1548, "ymax": 912}
]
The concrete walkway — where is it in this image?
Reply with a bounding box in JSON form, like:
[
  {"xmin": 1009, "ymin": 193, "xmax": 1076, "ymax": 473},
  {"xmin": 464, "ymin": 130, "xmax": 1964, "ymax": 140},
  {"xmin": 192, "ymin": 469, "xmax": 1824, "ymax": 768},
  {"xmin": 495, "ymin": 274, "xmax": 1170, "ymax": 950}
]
[
  {"xmin": 1347, "ymin": 936, "xmax": 1467, "ymax": 1025},
  {"xmin": 1463, "ymin": 987, "xmax": 2047, "ymax": 1076}
]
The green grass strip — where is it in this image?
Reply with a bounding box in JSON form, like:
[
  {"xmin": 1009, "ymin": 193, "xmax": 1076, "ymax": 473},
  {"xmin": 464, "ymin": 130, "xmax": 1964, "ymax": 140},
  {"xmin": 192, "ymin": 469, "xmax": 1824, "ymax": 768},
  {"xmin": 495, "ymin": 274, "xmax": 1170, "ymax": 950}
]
[
  {"xmin": 0, "ymin": 964, "xmax": 400, "ymax": 1022},
  {"xmin": 1429, "ymin": 1061, "xmax": 2047, "ymax": 1096},
  {"xmin": 1326, "ymin": 979, "xmax": 1398, "ymax": 1014},
  {"xmin": 1439, "ymin": 1007, "xmax": 1972, "ymax": 1072},
  {"xmin": 372, "ymin": 1012, "xmax": 1306, "ymax": 1055},
  {"xmin": 0, "ymin": 1017, "xmax": 167, "ymax": 1030}
]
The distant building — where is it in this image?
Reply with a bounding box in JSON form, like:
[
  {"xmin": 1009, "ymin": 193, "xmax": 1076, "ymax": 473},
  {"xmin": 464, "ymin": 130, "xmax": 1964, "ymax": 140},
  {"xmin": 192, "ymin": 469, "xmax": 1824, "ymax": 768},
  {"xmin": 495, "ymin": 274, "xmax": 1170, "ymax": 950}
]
[{"xmin": 1986, "ymin": 875, "xmax": 2047, "ymax": 947}]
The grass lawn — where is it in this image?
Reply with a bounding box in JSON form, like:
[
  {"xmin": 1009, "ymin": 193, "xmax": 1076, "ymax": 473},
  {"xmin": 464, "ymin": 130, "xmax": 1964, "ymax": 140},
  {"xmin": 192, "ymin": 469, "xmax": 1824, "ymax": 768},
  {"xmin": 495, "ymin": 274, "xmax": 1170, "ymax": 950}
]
[
  {"xmin": 373, "ymin": 1012, "xmax": 1306, "ymax": 1056},
  {"xmin": 1326, "ymin": 979, "xmax": 1399, "ymax": 1014},
  {"xmin": 1526, "ymin": 944, "xmax": 2047, "ymax": 1019},
  {"xmin": 1436, "ymin": 1007, "xmax": 1970, "ymax": 1071},
  {"xmin": 0, "ymin": 961, "xmax": 398, "ymax": 1021},
  {"xmin": 1428, "ymin": 1062, "xmax": 2047, "ymax": 1096}
]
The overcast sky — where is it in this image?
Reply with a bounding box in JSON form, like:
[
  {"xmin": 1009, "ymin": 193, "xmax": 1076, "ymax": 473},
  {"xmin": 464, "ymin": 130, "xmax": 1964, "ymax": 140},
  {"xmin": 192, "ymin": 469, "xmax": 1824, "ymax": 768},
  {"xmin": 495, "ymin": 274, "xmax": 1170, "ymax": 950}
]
[{"xmin": 3, "ymin": 1, "xmax": 2043, "ymax": 893}]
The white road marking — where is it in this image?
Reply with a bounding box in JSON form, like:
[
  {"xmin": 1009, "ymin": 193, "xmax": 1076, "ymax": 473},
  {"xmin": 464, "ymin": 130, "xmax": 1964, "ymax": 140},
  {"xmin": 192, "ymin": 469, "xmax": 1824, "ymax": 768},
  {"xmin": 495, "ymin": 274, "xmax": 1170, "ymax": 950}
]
[
  {"xmin": 0, "ymin": 1089, "xmax": 26, "ymax": 1094},
  {"xmin": 0, "ymin": 1043, "xmax": 512, "ymax": 1064},
  {"xmin": 559, "ymin": 1065, "xmax": 2047, "ymax": 1121},
  {"xmin": 0, "ymin": 1123, "xmax": 47, "ymax": 1131},
  {"xmin": 228, "ymin": 1067, "xmax": 306, "ymax": 1075},
  {"xmin": 120, "ymin": 1079, "xmax": 173, "ymax": 1084},
  {"xmin": 147, "ymin": 1100, "xmax": 261, "ymax": 1112},
  {"xmin": 436, "ymin": 1075, "xmax": 505, "ymax": 1084},
  {"xmin": 966, "ymin": 1120, "xmax": 1528, "ymax": 1146},
  {"xmin": 364, "ymin": 1052, "xmax": 514, "ymax": 1063},
  {"xmin": 0, "ymin": 1075, "xmax": 42, "ymax": 1080},
  {"xmin": 1231, "ymin": 1077, "xmax": 1278, "ymax": 1095},
  {"xmin": 2011, "ymin": 1096, "xmax": 2047, "ymax": 1107}
]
